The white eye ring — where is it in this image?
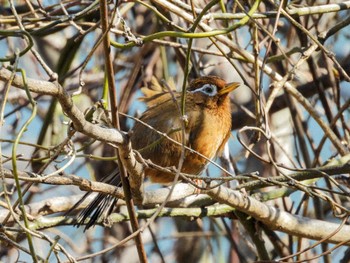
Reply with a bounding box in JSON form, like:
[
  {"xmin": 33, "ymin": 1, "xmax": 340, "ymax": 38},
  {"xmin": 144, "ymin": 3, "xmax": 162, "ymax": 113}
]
[{"xmin": 191, "ymin": 84, "xmax": 218, "ymax": 96}]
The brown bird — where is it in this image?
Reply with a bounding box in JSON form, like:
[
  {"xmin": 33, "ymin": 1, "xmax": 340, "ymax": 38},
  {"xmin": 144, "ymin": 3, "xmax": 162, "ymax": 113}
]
[{"xmin": 71, "ymin": 76, "xmax": 240, "ymax": 229}]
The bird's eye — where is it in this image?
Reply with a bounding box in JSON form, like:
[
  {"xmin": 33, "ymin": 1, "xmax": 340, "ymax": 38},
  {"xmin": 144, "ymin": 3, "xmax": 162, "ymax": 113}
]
[
  {"xmin": 204, "ymin": 86, "xmax": 213, "ymax": 93},
  {"xmin": 200, "ymin": 84, "xmax": 217, "ymax": 96}
]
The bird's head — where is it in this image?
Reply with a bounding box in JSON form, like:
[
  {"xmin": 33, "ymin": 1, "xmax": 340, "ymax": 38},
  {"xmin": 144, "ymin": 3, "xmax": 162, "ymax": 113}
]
[{"xmin": 188, "ymin": 76, "xmax": 240, "ymax": 108}]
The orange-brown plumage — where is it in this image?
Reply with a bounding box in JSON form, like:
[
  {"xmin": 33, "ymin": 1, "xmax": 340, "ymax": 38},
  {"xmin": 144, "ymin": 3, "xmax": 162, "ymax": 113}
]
[
  {"xmin": 71, "ymin": 76, "xmax": 240, "ymax": 229},
  {"xmin": 132, "ymin": 76, "xmax": 238, "ymax": 183}
]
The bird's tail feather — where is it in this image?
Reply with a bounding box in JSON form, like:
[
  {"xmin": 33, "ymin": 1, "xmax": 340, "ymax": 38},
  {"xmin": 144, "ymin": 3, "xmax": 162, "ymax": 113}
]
[{"xmin": 67, "ymin": 167, "xmax": 121, "ymax": 231}]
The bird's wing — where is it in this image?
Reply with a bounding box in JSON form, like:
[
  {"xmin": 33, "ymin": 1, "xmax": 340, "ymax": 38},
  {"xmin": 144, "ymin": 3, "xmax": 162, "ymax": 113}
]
[
  {"xmin": 131, "ymin": 94, "xmax": 190, "ymax": 169},
  {"xmin": 139, "ymin": 76, "xmax": 177, "ymax": 107}
]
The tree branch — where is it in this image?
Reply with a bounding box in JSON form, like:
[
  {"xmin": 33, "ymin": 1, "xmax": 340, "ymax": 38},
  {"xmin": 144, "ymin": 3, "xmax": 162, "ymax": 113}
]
[{"xmin": 206, "ymin": 184, "xmax": 350, "ymax": 245}]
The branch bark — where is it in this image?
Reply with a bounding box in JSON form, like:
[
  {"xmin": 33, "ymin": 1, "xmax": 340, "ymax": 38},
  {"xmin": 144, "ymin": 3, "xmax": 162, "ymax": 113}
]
[{"xmin": 207, "ymin": 184, "xmax": 350, "ymax": 245}]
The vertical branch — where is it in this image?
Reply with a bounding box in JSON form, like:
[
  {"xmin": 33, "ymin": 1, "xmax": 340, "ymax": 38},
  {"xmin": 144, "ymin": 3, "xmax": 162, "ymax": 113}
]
[
  {"xmin": 253, "ymin": 22, "xmax": 262, "ymax": 139},
  {"xmin": 11, "ymin": 66, "xmax": 39, "ymax": 263},
  {"xmin": 98, "ymin": 1, "xmax": 147, "ymax": 262}
]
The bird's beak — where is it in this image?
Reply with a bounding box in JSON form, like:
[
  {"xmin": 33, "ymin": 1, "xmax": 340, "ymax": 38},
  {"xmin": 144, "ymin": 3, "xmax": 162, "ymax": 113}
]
[{"xmin": 219, "ymin": 82, "xmax": 240, "ymax": 95}]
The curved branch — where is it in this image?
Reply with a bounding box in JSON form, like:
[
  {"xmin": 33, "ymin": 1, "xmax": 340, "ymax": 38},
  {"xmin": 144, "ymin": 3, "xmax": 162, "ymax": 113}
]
[
  {"xmin": 2, "ymin": 185, "xmax": 348, "ymax": 246},
  {"xmin": 0, "ymin": 67, "xmax": 127, "ymax": 145},
  {"xmin": 207, "ymin": 184, "xmax": 350, "ymax": 245}
]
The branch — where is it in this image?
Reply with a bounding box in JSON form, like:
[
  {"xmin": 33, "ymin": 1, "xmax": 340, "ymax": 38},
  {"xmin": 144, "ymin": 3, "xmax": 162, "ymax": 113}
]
[
  {"xmin": 2, "ymin": 187, "xmax": 349, "ymax": 246},
  {"xmin": 28, "ymin": 203, "xmax": 233, "ymax": 230},
  {"xmin": 206, "ymin": 184, "xmax": 350, "ymax": 245},
  {"xmin": 237, "ymin": 154, "xmax": 350, "ymax": 191},
  {"xmin": 0, "ymin": 180, "xmax": 199, "ymax": 223},
  {"xmin": 0, "ymin": 66, "xmax": 144, "ymax": 194},
  {"xmin": 0, "ymin": 67, "xmax": 126, "ymax": 145}
]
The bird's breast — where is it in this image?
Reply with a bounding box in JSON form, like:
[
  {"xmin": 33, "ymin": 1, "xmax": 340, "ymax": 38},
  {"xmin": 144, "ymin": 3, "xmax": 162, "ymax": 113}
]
[{"xmin": 182, "ymin": 104, "xmax": 232, "ymax": 174}]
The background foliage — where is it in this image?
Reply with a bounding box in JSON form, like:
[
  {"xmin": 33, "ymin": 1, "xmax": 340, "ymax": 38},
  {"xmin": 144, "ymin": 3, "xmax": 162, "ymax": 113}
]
[{"xmin": 1, "ymin": 0, "xmax": 350, "ymax": 262}]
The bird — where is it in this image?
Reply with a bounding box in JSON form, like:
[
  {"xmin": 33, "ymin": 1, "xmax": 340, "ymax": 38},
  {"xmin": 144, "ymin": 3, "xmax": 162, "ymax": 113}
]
[{"xmin": 70, "ymin": 75, "xmax": 240, "ymax": 230}]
